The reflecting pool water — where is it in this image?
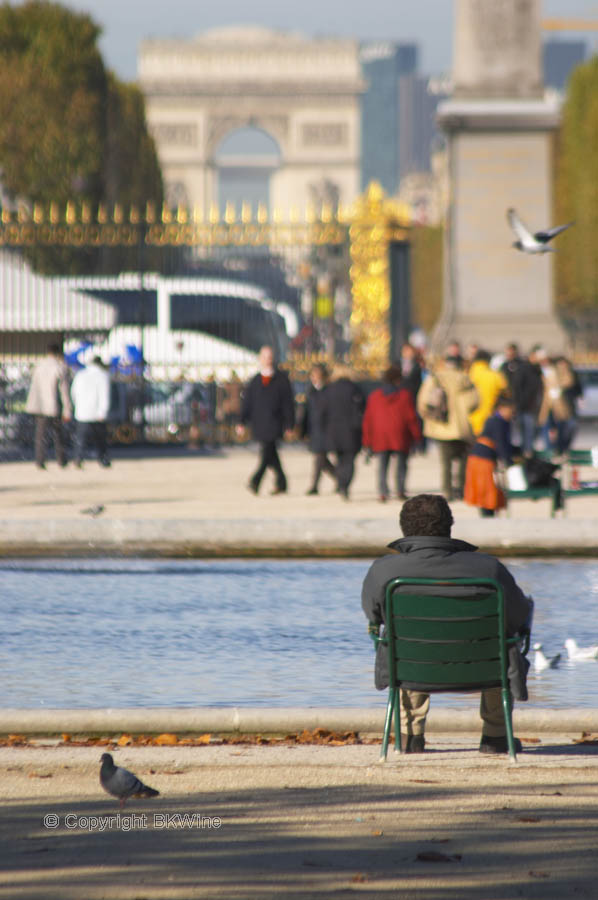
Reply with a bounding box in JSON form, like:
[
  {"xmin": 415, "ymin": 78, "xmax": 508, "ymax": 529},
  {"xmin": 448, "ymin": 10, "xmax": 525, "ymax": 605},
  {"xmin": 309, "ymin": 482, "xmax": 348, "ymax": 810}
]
[{"xmin": 1, "ymin": 558, "xmax": 597, "ymax": 709}]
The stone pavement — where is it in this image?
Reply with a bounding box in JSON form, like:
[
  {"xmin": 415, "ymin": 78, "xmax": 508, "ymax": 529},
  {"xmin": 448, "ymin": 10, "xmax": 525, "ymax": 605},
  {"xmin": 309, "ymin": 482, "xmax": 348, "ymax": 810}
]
[{"xmin": 0, "ymin": 441, "xmax": 596, "ymax": 555}]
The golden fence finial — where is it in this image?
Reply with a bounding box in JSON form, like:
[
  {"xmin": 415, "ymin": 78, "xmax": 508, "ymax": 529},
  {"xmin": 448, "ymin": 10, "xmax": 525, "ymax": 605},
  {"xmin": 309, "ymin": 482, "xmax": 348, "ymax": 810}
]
[
  {"xmin": 81, "ymin": 203, "xmax": 92, "ymax": 224},
  {"xmin": 129, "ymin": 206, "xmax": 140, "ymax": 225},
  {"xmin": 176, "ymin": 205, "xmax": 188, "ymax": 224},
  {"xmin": 50, "ymin": 203, "xmax": 60, "ymax": 225},
  {"xmin": 224, "ymin": 201, "xmax": 236, "ymax": 224},
  {"xmin": 113, "ymin": 204, "xmax": 123, "ymax": 224},
  {"xmin": 145, "ymin": 202, "xmax": 156, "ymax": 224},
  {"xmin": 1, "ymin": 208, "xmax": 12, "ymax": 224},
  {"xmin": 192, "ymin": 205, "xmax": 204, "ymax": 224},
  {"xmin": 33, "ymin": 204, "xmax": 44, "ymax": 224},
  {"xmin": 97, "ymin": 204, "xmax": 107, "ymax": 224},
  {"xmin": 18, "ymin": 204, "xmax": 30, "ymax": 223},
  {"xmin": 257, "ymin": 202, "xmax": 268, "ymax": 224},
  {"xmin": 209, "ymin": 203, "xmax": 220, "ymax": 224},
  {"xmin": 241, "ymin": 202, "xmax": 252, "ymax": 224},
  {"xmin": 66, "ymin": 201, "xmax": 76, "ymax": 225}
]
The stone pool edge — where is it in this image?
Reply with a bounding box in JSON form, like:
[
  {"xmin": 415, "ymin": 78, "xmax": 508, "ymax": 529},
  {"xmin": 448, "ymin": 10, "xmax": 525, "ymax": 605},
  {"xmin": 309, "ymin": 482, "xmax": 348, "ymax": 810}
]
[
  {"xmin": 0, "ymin": 517, "xmax": 596, "ymax": 557},
  {"xmin": 2, "ymin": 707, "xmax": 598, "ymax": 735}
]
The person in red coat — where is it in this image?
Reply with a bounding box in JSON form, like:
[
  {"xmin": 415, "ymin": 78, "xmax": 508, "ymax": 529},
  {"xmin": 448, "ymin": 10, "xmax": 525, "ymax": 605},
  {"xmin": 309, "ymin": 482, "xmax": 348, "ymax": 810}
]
[{"xmin": 362, "ymin": 364, "xmax": 422, "ymax": 502}]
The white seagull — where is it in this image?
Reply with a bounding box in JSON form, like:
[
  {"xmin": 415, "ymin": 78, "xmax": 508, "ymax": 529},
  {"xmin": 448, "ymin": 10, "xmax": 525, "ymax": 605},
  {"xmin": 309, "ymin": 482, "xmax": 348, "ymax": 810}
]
[
  {"xmin": 533, "ymin": 643, "xmax": 561, "ymax": 672},
  {"xmin": 565, "ymin": 638, "xmax": 598, "ymax": 661},
  {"xmin": 507, "ymin": 208, "xmax": 574, "ymax": 254}
]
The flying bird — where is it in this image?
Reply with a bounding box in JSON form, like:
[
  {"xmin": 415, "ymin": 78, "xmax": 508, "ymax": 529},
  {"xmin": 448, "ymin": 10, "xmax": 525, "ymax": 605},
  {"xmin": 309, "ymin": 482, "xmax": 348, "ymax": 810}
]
[
  {"xmin": 564, "ymin": 638, "xmax": 598, "ymax": 661},
  {"xmin": 99, "ymin": 753, "xmax": 159, "ymax": 808},
  {"xmin": 507, "ymin": 208, "xmax": 573, "ymax": 254},
  {"xmin": 533, "ymin": 642, "xmax": 561, "ymax": 672}
]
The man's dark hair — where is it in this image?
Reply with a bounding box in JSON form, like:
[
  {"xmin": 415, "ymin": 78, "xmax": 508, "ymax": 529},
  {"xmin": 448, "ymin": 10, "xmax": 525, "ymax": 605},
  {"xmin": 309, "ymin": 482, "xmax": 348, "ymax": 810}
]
[
  {"xmin": 400, "ymin": 493, "xmax": 454, "ymax": 537},
  {"xmin": 474, "ymin": 349, "xmax": 491, "ymax": 363}
]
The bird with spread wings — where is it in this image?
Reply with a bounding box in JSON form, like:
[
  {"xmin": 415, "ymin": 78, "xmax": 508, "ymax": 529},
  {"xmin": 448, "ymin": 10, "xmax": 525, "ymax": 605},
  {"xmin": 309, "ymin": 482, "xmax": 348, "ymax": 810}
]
[{"xmin": 507, "ymin": 208, "xmax": 574, "ymax": 254}]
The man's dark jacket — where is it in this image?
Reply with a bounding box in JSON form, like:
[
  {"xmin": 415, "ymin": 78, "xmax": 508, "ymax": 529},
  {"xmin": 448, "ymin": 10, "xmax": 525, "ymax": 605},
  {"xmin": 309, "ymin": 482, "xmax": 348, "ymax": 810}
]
[
  {"xmin": 362, "ymin": 535, "xmax": 533, "ymax": 699},
  {"xmin": 241, "ymin": 369, "xmax": 295, "ymax": 442},
  {"xmin": 321, "ymin": 377, "xmax": 364, "ymax": 454}
]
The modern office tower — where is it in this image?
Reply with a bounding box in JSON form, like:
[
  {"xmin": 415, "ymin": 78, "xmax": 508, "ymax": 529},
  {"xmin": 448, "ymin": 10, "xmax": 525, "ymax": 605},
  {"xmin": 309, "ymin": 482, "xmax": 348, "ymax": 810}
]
[{"xmin": 360, "ymin": 42, "xmax": 417, "ymax": 194}]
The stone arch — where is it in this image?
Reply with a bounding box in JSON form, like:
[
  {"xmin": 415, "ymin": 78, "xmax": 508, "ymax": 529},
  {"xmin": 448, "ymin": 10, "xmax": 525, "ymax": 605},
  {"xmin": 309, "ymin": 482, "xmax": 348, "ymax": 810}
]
[{"xmin": 214, "ymin": 126, "xmax": 282, "ymax": 215}]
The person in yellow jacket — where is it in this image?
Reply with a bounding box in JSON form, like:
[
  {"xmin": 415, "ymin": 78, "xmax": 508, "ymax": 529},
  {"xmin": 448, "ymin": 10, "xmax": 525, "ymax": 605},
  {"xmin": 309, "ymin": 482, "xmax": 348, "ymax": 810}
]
[{"xmin": 468, "ymin": 350, "xmax": 508, "ymax": 436}]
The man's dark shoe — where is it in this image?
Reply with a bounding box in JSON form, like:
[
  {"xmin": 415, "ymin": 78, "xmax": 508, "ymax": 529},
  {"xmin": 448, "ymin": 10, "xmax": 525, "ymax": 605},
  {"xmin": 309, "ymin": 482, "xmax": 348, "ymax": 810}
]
[
  {"xmin": 401, "ymin": 734, "xmax": 426, "ymax": 753},
  {"xmin": 271, "ymin": 486, "xmax": 287, "ymax": 495},
  {"xmin": 479, "ymin": 735, "xmax": 522, "ymax": 755},
  {"xmin": 247, "ymin": 481, "xmax": 259, "ymax": 495}
]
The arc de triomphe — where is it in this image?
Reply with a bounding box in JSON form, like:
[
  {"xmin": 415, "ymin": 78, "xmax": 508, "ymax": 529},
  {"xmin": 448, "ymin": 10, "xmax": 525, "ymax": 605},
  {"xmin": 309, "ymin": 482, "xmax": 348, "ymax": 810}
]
[{"xmin": 138, "ymin": 27, "xmax": 364, "ymax": 215}]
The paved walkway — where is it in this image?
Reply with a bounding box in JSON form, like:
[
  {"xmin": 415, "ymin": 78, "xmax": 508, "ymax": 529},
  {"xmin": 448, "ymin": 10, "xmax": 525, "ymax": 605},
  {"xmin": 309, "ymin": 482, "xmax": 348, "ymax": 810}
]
[
  {"xmin": 3, "ymin": 738, "xmax": 598, "ymax": 898},
  {"xmin": 0, "ymin": 442, "xmax": 596, "ymax": 554}
]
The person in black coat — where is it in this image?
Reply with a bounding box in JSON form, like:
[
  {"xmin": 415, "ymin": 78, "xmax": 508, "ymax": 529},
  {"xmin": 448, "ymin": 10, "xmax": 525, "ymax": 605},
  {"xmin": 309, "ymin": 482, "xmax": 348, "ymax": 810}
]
[
  {"xmin": 237, "ymin": 345, "xmax": 295, "ymax": 494},
  {"xmin": 300, "ymin": 363, "xmax": 336, "ymax": 495},
  {"xmin": 362, "ymin": 493, "xmax": 533, "ymax": 754},
  {"xmin": 320, "ymin": 364, "xmax": 365, "ymax": 499}
]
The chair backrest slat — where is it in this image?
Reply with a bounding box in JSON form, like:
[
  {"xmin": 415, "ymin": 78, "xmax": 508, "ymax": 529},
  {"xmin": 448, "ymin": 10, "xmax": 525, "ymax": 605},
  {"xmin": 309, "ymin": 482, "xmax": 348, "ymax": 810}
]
[{"xmin": 384, "ymin": 576, "xmax": 508, "ymax": 693}]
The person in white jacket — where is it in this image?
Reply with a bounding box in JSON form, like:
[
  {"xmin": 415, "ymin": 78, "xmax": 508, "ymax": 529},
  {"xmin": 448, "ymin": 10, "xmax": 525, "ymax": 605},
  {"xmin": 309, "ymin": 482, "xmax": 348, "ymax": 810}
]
[{"xmin": 70, "ymin": 357, "xmax": 112, "ymax": 467}]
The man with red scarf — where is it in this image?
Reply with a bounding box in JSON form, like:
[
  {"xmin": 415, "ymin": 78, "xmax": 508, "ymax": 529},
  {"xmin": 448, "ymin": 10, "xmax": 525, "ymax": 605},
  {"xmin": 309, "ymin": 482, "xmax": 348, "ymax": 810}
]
[{"xmin": 237, "ymin": 345, "xmax": 295, "ymax": 494}]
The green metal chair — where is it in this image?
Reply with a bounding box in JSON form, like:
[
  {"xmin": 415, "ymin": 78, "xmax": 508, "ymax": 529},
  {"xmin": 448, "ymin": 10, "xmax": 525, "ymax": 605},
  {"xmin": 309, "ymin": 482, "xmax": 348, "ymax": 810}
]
[{"xmin": 370, "ymin": 576, "xmax": 529, "ymax": 763}]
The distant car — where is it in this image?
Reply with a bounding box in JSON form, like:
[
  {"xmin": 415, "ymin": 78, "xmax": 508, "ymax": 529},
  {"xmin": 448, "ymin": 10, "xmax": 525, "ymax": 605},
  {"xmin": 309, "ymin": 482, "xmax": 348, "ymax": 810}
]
[
  {"xmin": 140, "ymin": 381, "xmax": 209, "ymax": 441},
  {"xmin": 576, "ymin": 368, "xmax": 598, "ymax": 420},
  {"xmin": 0, "ymin": 382, "xmax": 34, "ymax": 451}
]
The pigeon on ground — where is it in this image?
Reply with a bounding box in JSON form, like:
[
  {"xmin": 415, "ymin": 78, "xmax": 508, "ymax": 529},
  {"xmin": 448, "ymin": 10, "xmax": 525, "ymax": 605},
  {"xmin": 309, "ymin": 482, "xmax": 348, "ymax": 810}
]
[
  {"xmin": 99, "ymin": 753, "xmax": 159, "ymax": 808},
  {"xmin": 565, "ymin": 638, "xmax": 598, "ymax": 661},
  {"xmin": 507, "ymin": 208, "xmax": 574, "ymax": 254},
  {"xmin": 81, "ymin": 504, "xmax": 104, "ymax": 517},
  {"xmin": 533, "ymin": 643, "xmax": 561, "ymax": 672}
]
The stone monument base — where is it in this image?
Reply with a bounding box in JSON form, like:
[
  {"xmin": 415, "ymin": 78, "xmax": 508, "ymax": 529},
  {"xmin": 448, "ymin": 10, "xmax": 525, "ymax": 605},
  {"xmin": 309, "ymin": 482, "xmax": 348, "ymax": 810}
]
[{"xmin": 433, "ymin": 311, "xmax": 568, "ymax": 355}]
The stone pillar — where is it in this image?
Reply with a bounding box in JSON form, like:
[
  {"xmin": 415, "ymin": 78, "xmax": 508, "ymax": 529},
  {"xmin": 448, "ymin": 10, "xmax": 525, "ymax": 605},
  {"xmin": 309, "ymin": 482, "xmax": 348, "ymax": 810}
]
[{"xmin": 434, "ymin": 0, "xmax": 567, "ymax": 352}]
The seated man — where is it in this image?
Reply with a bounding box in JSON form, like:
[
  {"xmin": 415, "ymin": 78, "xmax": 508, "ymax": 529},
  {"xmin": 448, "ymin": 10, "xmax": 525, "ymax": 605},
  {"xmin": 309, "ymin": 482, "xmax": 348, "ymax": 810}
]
[{"xmin": 362, "ymin": 493, "xmax": 533, "ymax": 754}]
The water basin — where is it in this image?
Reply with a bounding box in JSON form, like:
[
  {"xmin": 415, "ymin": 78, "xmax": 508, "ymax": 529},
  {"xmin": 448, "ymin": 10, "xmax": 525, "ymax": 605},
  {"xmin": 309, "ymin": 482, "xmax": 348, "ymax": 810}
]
[{"xmin": 1, "ymin": 558, "xmax": 597, "ymax": 710}]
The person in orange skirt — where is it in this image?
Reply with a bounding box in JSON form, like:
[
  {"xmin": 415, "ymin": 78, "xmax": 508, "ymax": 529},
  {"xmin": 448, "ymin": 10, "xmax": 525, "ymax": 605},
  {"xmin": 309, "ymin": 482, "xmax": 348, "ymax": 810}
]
[{"xmin": 465, "ymin": 395, "xmax": 517, "ymax": 517}]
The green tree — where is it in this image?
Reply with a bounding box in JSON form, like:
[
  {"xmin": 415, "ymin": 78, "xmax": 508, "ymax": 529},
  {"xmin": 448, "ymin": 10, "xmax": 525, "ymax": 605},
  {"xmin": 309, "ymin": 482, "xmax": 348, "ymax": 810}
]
[
  {"xmin": 554, "ymin": 57, "xmax": 598, "ymax": 311},
  {"xmin": 0, "ymin": 1, "xmax": 163, "ymax": 272}
]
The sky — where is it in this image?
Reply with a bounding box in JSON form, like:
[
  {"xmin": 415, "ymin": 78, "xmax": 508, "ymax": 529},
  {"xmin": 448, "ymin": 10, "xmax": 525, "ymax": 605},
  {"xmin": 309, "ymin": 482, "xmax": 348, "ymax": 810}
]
[{"xmin": 17, "ymin": 0, "xmax": 598, "ymax": 82}]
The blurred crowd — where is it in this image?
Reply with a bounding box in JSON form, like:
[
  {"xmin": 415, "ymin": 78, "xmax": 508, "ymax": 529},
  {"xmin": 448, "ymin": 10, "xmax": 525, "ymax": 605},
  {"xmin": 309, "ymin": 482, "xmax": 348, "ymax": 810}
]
[{"xmin": 3, "ymin": 339, "xmax": 588, "ymax": 514}]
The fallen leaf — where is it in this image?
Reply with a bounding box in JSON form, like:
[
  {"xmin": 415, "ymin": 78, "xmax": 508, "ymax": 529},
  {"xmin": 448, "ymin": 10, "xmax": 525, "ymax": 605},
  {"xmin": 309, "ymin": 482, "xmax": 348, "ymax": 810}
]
[
  {"xmin": 529, "ymin": 870, "xmax": 550, "ymax": 878},
  {"xmin": 117, "ymin": 734, "xmax": 132, "ymax": 746},
  {"xmin": 371, "ymin": 830, "xmax": 383, "ymax": 836},
  {"xmin": 8, "ymin": 734, "xmax": 27, "ymax": 744},
  {"xmin": 351, "ymin": 873, "xmax": 368, "ymax": 883},
  {"xmin": 196, "ymin": 733, "xmax": 211, "ymax": 745},
  {"xmin": 416, "ymin": 851, "xmax": 461, "ymax": 863},
  {"xmin": 154, "ymin": 733, "xmax": 178, "ymax": 746},
  {"xmin": 61, "ymin": 733, "xmax": 71, "ymax": 743},
  {"xmin": 516, "ymin": 817, "xmax": 541, "ymax": 823},
  {"xmin": 28, "ymin": 772, "xmax": 53, "ymax": 779}
]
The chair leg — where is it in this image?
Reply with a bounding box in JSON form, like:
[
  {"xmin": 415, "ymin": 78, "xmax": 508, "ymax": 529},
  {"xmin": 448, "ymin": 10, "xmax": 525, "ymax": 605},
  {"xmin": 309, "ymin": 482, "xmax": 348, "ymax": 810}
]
[
  {"xmin": 380, "ymin": 689, "xmax": 395, "ymax": 760},
  {"xmin": 501, "ymin": 688, "xmax": 517, "ymax": 762},
  {"xmin": 394, "ymin": 690, "xmax": 403, "ymax": 753}
]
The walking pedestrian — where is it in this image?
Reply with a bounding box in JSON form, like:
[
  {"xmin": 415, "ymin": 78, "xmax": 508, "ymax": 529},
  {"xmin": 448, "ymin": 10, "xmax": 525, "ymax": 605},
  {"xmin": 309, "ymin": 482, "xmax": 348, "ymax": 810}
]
[
  {"xmin": 417, "ymin": 351, "xmax": 478, "ymax": 500},
  {"xmin": 362, "ymin": 364, "xmax": 421, "ymax": 502},
  {"xmin": 464, "ymin": 394, "xmax": 517, "ymax": 517},
  {"xmin": 320, "ymin": 363, "xmax": 364, "ymax": 500},
  {"xmin": 237, "ymin": 346, "xmax": 295, "ymax": 495},
  {"xmin": 70, "ymin": 356, "xmax": 112, "ymax": 467},
  {"xmin": 25, "ymin": 343, "xmax": 72, "ymax": 469},
  {"xmin": 301, "ymin": 364, "xmax": 336, "ymax": 495}
]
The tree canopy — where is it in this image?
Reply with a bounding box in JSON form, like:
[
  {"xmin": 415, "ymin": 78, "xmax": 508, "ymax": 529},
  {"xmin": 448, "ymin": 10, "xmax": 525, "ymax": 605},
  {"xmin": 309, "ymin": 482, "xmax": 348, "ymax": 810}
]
[
  {"xmin": 0, "ymin": 1, "xmax": 163, "ymax": 271},
  {"xmin": 554, "ymin": 56, "xmax": 598, "ymax": 311}
]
